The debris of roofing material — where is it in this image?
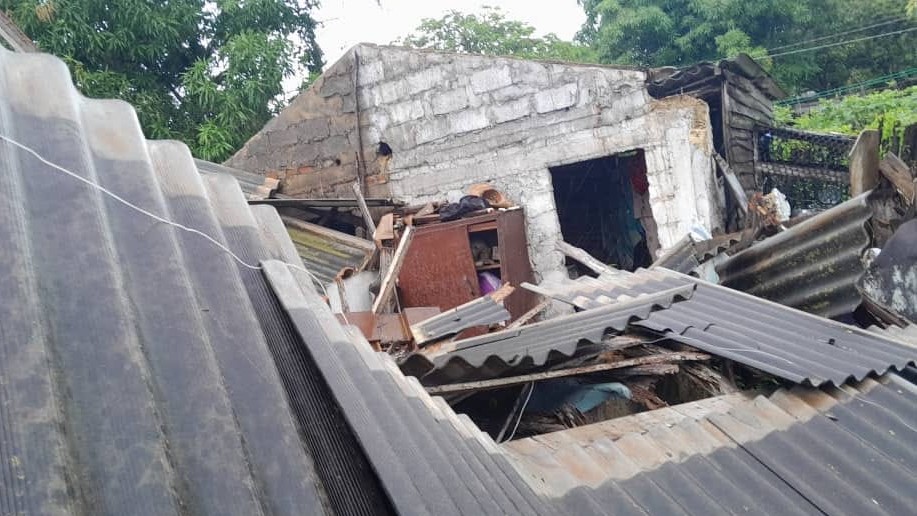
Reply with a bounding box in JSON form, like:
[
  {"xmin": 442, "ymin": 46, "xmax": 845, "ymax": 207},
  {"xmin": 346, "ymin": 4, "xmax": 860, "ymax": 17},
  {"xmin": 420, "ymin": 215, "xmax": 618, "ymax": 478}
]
[
  {"xmin": 647, "ymin": 53, "xmax": 786, "ymax": 100},
  {"xmin": 411, "ymin": 285, "xmax": 513, "ymax": 346},
  {"xmin": 399, "ymin": 284, "xmax": 696, "ymax": 384},
  {"xmin": 506, "ymin": 373, "xmax": 917, "ymax": 516},
  {"xmin": 651, "ymin": 230, "xmax": 748, "ymax": 277},
  {"xmin": 262, "ymin": 261, "xmax": 555, "ymax": 516},
  {"xmin": 517, "ymin": 268, "xmax": 917, "ymax": 387},
  {"xmin": 339, "ymin": 307, "xmax": 441, "ymax": 353},
  {"xmin": 0, "ymin": 46, "xmax": 557, "ymax": 516},
  {"xmin": 281, "ymin": 214, "xmax": 374, "ymax": 286},
  {"xmin": 859, "ymin": 219, "xmax": 917, "ymax": 325},
  {"xmin": 195, "ymin": 157, "xmax": 279, "ymax": 200},
  {"xmin": 715, "ymin": 192, "xmax": 874, "ymax": 318}
]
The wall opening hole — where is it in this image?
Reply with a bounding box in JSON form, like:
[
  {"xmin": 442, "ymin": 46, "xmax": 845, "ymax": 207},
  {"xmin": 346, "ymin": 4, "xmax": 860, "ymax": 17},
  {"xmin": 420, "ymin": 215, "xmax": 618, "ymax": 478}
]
[
  {"xmin": 549, "ymin": 150, "xmax": 659, "ymax": 274},
  {"xmin": 377, "ymin": 142, "xmax": 392, "ymax": 156}
]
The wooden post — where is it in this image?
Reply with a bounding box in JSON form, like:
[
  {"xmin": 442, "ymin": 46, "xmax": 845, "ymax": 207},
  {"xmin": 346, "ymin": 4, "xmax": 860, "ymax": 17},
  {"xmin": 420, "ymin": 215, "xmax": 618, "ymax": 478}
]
[
  {"xmin": 372, "ymin": 225, "xmax": 414, "ymax": 314},
  {"xmin": 849, "ymin": 129, "xmax": 880, "ymax": 197}
]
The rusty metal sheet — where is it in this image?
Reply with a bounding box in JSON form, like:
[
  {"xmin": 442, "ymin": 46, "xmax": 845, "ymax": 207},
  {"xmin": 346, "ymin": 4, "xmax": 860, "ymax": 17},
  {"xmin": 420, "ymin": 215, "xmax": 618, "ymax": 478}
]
[
  {"xmin": 282, "ymin": 215, "xmax": 374, "ymax": 286},
  {"xmin": 398, "ymin": 221, "xmax": 481, "ymax": 311},
  {"xmin": 338, "ymin": 307, "xmax": 441, "ymax": 348}
]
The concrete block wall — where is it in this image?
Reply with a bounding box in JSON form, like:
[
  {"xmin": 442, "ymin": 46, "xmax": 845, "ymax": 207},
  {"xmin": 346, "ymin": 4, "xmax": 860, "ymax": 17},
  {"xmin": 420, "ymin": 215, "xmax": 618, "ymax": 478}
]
[
  {"xmin": 225, "ymin": 51, "xmax": 362, "ymax": 198},
  {"xmin": 227, "ymin": 44, "xmax": 723, "ymax": 281}
]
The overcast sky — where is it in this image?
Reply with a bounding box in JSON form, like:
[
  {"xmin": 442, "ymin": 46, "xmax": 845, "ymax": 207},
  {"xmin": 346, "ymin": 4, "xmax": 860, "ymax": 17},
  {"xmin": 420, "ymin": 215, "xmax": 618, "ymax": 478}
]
[{"xmin": 313, "ymin": 0, "xmax": 587, "ymax": 67}]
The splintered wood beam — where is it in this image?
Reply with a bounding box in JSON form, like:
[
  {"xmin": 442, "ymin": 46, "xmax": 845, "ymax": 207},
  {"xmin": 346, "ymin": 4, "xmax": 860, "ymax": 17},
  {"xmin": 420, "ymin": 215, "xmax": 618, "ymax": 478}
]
[
  {"xmin": 878, "ymin": 153, "xmax": 916, "ymax": 204},
  {"xmin": 555, "ymin": 241, "xmax": 619, "ymax": 276},
  {"xmin": 372, "ymin": 225, "xmax": 414, "ymax": 314},
  {"xmin": 352, "ymin": 182, "xmax": 376, "ymax": 235},
  {"xmin": 425, "ymin": 351, "xmax": 711, "ymax": 395}
]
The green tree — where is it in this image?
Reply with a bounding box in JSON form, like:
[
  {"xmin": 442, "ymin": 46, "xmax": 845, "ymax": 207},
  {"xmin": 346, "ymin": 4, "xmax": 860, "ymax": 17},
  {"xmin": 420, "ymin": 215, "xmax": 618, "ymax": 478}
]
[
  {"xmin": 2, "ymin": 0, "xmax": 323, "ymax": 161},
  {"xmin": 577, "ymin": 0, "xmax": 917, "ymax": 94},
  {"xmin": 398, "ymin": 6, "xmax": 598, "ymax": 63}
]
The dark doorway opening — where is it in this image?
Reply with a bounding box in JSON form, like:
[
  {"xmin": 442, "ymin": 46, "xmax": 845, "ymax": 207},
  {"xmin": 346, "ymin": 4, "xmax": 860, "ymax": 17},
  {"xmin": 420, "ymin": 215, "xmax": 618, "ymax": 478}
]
[{"xmin": 550, "ymin": 150, "xmax": 659, "ymax": 273}]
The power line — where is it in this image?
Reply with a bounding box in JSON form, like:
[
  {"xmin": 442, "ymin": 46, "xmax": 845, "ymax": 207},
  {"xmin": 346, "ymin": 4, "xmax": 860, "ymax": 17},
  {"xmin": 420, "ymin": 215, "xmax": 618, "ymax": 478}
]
[
  {"xmin": 764, "ymin": 16, "xmax": 909, "ymax": 53},
  {"xmin": 765, "ymin": 25, "xmax": 917, "ymax": 59}
]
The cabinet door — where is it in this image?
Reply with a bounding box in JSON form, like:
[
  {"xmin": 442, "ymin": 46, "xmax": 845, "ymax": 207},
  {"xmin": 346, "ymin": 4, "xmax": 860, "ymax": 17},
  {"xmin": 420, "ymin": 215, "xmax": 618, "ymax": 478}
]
[
  {"xmin": 398, "ymin": 224, "xmax": 480, "ymax": 311},
  {"xmin": 497, "ymin": 210, "xmax": 538, "ymax": 320}
]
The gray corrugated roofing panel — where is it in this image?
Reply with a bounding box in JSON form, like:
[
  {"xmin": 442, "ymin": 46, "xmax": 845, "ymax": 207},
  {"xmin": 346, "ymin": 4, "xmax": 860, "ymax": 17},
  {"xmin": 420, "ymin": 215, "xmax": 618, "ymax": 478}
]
[
  {"xmin": 282, "ymin": 215, "xmax": 374, "ymax": 286},
  {"xmin": 400, "ymin": 284, "xmax": 696, "ymax": 384},
  {"xmin": 716, "ymin": 192, "xmax": 873, "ymax": 318},
  {"xmin": 511, "ymin": 268, "xmax": 917, "ymax": 387},
  {"xmin": 647, "ymin": 53, "xmax": 786, "ymax": 100},
  {"xmin": 411, "ymin": 294, "xmax": 511, "ymax": 344},
  {"xmin": 262, "ymin": 260, "xmax": 558, "ymax": 516},
  {"xmin": 506, "ymin": 375, "xmax": 917, "ymax": 516},
  {"xmin": 0, "ymin": 48, "xmax": 329, "ymax": 515},
  {"xmin": 195, "ymin": 158, "xmax": 277, "ymax": 199}
]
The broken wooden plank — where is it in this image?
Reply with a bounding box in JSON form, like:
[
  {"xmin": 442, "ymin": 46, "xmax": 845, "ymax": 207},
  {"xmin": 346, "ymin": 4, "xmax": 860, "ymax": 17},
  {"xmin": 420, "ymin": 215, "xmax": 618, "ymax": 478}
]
[
  {"xmin": 372, "ymin": 225, "xmax": 414, "ymax": 314},
  {"xmin": 555, "ymin": 241, "xmax": 619, "ymax": 276},
  {"xmin": 352, "ymin": 182, "xmax": 376, "ymax": 235},
  {"xmin": 848, "ymin": 129, "xmax": 881, "ymax": 196},
  {"xmin": 425, "ymin": 351, "xmax": 711, "ymax": 395},
  {"xmin": 878, "ymin": 153, "xmax": 916, "ymax": 205},
  {"xmin": 613, "ymin": 363, "xmax": 680, "ymax": 376},
  {"xmin": 715, "ymin": 153, "xmax": 749, "ymax": 215}
]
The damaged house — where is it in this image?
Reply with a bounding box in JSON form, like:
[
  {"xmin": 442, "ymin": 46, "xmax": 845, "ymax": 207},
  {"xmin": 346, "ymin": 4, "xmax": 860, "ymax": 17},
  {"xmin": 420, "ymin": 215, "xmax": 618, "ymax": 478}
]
[
  {"xmin": 226, "ymin": 44, "xmax": 730, "ymax": 281},
  {"xmin": 4, "ymin": 39, "xmax": 917, "ymax": 516}
]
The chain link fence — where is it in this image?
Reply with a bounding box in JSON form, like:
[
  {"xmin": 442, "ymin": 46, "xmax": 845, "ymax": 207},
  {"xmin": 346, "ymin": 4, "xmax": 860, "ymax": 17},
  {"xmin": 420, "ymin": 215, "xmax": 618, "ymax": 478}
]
[{"xmin": 755, "ymin": 126, "xmax": 855, "ymax": 211}]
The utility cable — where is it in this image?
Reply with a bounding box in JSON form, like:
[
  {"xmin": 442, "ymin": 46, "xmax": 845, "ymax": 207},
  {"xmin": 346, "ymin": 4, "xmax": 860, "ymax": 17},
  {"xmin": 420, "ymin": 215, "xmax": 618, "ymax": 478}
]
[
  {"xmin": 0, "ymin": 133, "xmax": 346, "ymax": 323},
  {"xmin": 763, "ymin": 16, "xmax": 909, "ymax": 53},
  {"xmin": 765, "ymin": 26, "xmax": 917, "ymax": 58}
]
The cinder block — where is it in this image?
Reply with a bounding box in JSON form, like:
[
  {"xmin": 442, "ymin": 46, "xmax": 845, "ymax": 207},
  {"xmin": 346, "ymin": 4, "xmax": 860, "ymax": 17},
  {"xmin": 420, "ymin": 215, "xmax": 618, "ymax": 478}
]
[
  {"xmin": 388, "ymin": 99, "xmax": 425, "ymax": 125},
  {"xmin": 431, "ymin": 88, "xmax": 470, "ymax": 115},
  {"xmin": 533, "ymin": 83, "xmax": 579, "ymax": 114},
  {"xmin": 470, "ymin": 67, "xmax": 513, "ymax": 94},
  {"xmin": 490, "ymin": 98, "xmax": 532, "ymax": 124},
  {"xmin": 447, "ymin": 108, "xmax": 490, "ymax": 134}
]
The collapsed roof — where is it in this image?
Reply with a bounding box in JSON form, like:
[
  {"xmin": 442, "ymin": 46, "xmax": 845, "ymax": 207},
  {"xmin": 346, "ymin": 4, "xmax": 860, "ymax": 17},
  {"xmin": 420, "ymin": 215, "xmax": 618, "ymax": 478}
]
[{"xmin": 2, "ymin": 47, "xmax": 917, "ymax": 516}]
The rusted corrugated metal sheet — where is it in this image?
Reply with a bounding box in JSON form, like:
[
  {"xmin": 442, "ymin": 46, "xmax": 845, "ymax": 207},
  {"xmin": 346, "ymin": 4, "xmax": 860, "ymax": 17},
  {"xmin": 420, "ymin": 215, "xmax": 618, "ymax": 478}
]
[
  {"xmin": 716, "ymin": 192, "xmax": 873, "ymax": 318},
  {"xmin": 507, "ymin": 374, "xmax": 917, "ymax": 516},
  {"xmin": 282, "ymin": 215, "xmax": 374, "ymax": 285},
  {"xmin": 647, "ymin": 53, "xmax": 785, "ymax": 100}
]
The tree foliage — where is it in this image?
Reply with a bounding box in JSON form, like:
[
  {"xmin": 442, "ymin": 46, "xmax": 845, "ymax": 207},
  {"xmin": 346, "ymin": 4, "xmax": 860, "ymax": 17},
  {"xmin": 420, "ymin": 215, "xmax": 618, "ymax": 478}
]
[
  {"xmin": 2, "ymin": 0, "xmax": 323, "ymax": 161},
  {"xmin": 577, "ymin": 0, "xmax": 917, "ymax": 94},
  {"xmin": 776, "ymin": 86, "xmax": 917, "ymax": 137},
  {"xmin": 398, "ymin": 6, "xmax": 598, "ymax": 63}
]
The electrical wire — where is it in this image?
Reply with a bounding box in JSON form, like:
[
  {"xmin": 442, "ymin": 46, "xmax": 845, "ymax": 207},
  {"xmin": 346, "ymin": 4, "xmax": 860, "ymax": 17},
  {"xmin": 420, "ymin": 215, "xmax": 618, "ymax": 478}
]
[
  {"xmin": 765, "ymin": 25, "xmax": 917, "ymax": 58},
  {"xmin": 0, "ymin": 133, "xmax": 345, "ymax": 322},
  {"xmin": 504, "ymin": 381, "xmax": 535, "ymax": 442},
  {"xmin": 763, "ymin": 16, "xmax": 910, "ymax": 53}
]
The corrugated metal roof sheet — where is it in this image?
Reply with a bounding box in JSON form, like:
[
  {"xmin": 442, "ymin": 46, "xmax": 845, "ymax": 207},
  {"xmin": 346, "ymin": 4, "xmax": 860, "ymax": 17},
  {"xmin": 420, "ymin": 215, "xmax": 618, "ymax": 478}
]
[
  {"xmin": 410, "ymin": 294, "xmax": 511, "ymax": 344},
  {"xmin": 196, "ymin": 158, "xmax": 278, "ymax": 200},
  {"xmin": 506, "ymin": 374, "xmax": 917, "ymax": 516},
  {"xmin": 468, "ymin": 268, "xmax": 917, "ymax": 387},
  {"xmin": 647, "ymin": 53, "xmax": 786, "ymax": 100},
  {"xmin": 716, "ymin": 193, "xmax": 873, "ymax": 318},
  {"xmin": 263, "ymin": 261, "xmax": 557, "ymax": 516},
  {"xmin": 0, "ymin": 46, "xmax": 564, "ymax": 516},
  {"xmin": 400, "ymin": 285, "xmax": 695, "ymax": 383},
  {"xmin": 0, "ymin": 47, "xmax": 334, "ymax": 515},
  {"xmin": 282, "ymin": 215, "xmax": 374, "ymax": 286}
]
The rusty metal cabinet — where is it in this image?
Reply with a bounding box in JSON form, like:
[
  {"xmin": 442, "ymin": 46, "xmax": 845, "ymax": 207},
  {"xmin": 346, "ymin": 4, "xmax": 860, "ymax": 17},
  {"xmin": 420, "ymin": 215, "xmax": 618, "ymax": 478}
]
[{"xmin": 397, "ymin": 209, "xmax": 538, "ymax": 322}]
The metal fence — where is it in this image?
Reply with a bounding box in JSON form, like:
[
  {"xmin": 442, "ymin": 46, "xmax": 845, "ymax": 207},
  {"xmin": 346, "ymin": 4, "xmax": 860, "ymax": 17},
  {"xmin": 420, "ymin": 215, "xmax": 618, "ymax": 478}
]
[{"xmin": 755, "ymin": 126, "xmax": 855, "ymax": 211}]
